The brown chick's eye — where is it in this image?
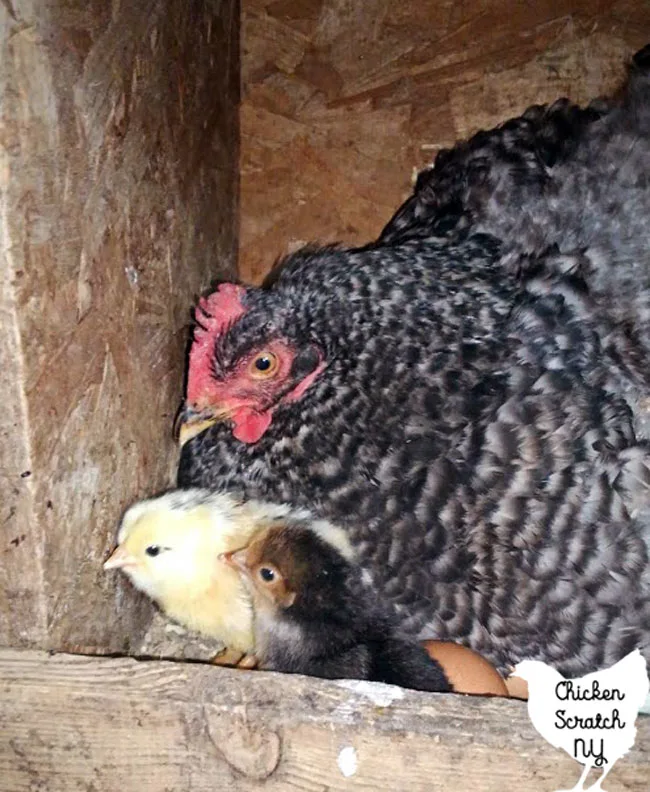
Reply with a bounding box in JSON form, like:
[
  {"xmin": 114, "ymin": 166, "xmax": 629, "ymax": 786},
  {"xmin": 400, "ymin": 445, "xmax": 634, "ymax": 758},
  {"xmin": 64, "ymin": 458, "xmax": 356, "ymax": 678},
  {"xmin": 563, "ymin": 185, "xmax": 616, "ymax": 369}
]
[
  {"xmin": 249, "ymin": 352, "xmax": 279, "ymax": 379},
  {"xmin": 259, "ymin": 567, "xmax": 276, "ymax": 582}
]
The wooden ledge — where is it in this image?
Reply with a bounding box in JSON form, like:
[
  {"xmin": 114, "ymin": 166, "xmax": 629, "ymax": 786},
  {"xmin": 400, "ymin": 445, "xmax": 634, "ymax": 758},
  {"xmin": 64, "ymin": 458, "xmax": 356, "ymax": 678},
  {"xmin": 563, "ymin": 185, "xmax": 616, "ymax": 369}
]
[{"xmin": 0, "ymin": 649, "xmax": 647, "ymax": 791}]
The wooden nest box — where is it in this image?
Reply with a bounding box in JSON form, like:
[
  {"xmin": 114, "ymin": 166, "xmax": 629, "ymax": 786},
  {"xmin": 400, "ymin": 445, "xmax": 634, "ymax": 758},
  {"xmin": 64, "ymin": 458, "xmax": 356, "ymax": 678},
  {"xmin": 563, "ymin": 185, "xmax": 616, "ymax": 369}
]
[{"xmin": 0, "ymin": 1, "xmax": 648, "ymax": 789}]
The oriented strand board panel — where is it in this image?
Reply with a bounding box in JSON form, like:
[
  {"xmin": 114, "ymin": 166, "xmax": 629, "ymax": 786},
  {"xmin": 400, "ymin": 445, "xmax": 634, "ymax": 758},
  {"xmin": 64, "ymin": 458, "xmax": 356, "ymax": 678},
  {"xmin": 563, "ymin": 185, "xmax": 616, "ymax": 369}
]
[
  {"xmin": 0, "ymin": 0, "xmax": 239, "ymax": 653},
  {"xmin": 239, "ymin": 0, "xmax": 650, "ymax": 283},
  {"xmin": 0, "ymin": 649, "xmax": 648, "ymax": 791}
]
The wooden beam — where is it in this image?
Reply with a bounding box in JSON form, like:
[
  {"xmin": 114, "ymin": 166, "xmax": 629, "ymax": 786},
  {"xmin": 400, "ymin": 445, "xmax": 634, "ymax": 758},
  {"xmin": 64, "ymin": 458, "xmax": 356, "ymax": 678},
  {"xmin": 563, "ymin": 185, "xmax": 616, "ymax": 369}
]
[
  {"xmin": 0, "ymin": 0, "xmax": 239, "ymax": 654},
  {"xmin": 0, "ymin": 649, "xmax": 647, "ymax": 791}
]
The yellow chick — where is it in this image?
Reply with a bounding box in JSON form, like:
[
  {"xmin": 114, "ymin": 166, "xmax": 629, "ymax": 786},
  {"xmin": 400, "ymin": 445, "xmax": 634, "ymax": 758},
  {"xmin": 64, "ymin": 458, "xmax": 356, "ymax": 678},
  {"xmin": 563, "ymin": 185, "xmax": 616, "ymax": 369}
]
[{"xmin": 103, "ymin": 489, "xmax": 352, "ymax": 662}]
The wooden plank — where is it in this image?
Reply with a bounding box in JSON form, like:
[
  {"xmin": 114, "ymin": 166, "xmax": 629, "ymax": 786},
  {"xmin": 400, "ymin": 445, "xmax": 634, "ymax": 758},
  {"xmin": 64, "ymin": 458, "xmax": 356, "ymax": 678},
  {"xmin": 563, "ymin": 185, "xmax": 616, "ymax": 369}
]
[
  {"xmin": 0, "ymin": 0, "xmax": 239, "ymax": 654},
  {"xmin": 0, "ymin": 649, "xmax": 647, "ymax": 791}
]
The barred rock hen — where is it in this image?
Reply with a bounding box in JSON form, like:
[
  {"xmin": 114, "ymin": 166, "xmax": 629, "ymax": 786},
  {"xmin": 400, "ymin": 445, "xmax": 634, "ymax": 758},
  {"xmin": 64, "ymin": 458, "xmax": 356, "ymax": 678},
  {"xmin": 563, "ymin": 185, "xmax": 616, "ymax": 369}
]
[
  {"xmin": 177, "ymin": 48, "xmax": 650, "ymax": 677},
  {"xmin": 381, "ymin": 45, "xmax": 650, "ymax": 399}
]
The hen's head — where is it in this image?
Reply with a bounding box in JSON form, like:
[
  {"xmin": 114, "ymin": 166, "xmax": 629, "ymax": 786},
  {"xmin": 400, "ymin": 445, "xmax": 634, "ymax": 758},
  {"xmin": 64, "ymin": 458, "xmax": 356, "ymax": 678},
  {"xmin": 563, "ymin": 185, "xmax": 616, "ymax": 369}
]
[{"xmin": 178, "ymin": 281, "xmax": 327, "ymax": 446}]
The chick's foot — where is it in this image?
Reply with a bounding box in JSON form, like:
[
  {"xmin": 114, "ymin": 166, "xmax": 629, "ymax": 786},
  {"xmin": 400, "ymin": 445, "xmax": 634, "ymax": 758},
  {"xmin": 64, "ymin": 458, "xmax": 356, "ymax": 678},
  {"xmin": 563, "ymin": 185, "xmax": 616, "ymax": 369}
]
[{"xmin": 211, "ymin": 647, "xmax": 258, "ymax": 668}]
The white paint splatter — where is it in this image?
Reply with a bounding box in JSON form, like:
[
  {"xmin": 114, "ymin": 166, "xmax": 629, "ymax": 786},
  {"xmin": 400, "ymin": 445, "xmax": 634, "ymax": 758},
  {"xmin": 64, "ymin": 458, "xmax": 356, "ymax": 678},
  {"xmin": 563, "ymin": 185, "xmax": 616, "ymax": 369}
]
[
  {"xmin": 164, "ymin": 622, "xmax": 187, "ymax": 636},
  {"xmin": 336, "ymin": 679, "xmax": 406, "ymax": 707},
  {"xmin": 337, "ymin": 746, "xmax": 358, "ymax": 777}
]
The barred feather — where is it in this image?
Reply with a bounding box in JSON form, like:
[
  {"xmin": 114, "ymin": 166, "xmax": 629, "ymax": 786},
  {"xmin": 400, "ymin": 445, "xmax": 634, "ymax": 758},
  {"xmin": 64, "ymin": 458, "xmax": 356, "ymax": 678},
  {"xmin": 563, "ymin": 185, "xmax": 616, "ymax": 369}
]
[{"xmin": 178, "ymin": 47, "xmax": 650, "ymax": 677}]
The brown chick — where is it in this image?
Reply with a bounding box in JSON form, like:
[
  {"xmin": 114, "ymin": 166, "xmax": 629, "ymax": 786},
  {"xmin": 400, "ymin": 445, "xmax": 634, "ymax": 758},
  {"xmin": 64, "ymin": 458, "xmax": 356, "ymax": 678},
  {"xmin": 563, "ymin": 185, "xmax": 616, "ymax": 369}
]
[{"xmin": 222, "ymin": 523, "xmax": 455, "ymax": 692}]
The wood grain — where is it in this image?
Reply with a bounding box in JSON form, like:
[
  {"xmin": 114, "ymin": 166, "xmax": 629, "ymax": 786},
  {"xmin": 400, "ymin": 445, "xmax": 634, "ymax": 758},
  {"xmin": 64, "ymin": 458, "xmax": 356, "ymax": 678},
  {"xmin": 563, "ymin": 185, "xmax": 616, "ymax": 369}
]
[
  {"xmin": 239, "ymin": 1, "xmax": 650, "ymax": 283},
  {"xmin": 0, "ymin": 1, "xmax": 239, "ymax": 653},
  {"xmin": 0, "ymin": 649, "xmax": 648, "ymax": 791}
]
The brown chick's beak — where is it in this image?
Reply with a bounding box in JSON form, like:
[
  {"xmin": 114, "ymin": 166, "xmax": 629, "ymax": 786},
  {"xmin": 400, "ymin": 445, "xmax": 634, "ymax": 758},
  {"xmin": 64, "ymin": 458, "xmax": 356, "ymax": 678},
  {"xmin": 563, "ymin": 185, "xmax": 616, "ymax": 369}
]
[
  {"xmin": 103, "ymin": 546, "xmax": 138, "ymax": 571},
  {"xmin": 176, "ymin": 404, "xmax": 231, "ymax": 447},
  {"xmin": 219, "ymin": 549, "xmax": 249, "ymax": 573}
]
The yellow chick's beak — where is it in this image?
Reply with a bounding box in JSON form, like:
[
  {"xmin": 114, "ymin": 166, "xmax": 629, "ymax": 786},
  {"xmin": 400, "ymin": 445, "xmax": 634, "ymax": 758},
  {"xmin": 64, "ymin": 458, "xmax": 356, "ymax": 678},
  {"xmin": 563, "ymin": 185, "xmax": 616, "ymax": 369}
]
[
  {"xmin": 103, "ymin": 546, "xmax": 138, "ymax": 571},
  {"xmin": 175, "ymin": 404, "xmax": 232, "ymax": 448}
]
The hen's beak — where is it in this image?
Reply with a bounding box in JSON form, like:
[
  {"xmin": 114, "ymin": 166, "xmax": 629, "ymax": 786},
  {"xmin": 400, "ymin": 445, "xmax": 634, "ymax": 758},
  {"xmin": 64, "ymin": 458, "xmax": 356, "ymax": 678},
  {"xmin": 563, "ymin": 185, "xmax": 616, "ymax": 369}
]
[
  {"xmin": 103, "ymin": 546, "xmax": 138, "ymax": 571},
  {"xmin": 175, "ymin": 404, "xmax": 233, "ymax": 447}
]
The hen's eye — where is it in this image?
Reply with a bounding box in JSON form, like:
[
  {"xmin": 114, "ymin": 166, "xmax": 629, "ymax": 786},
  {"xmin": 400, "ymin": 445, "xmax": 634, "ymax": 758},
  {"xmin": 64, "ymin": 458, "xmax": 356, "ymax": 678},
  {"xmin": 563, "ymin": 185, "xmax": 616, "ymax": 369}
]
[
  {"xmin": 145, "ymin": 545, "xmax": 161, "ymax": 557},
  {"xmin": 259, "ymin": 567, "xmax": 276, "ymax": 582},
  {"xmin": 249, "ymin": 351, "xmax": 279, "ymax": 379}
]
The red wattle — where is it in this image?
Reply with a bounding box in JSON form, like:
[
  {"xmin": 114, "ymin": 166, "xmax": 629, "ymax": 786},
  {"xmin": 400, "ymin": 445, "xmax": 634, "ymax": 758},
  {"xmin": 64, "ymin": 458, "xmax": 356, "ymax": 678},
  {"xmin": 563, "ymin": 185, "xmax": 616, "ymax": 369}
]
[{"xmin": 232, "ymin": 408, "xmax": 273, "ymax": 444}]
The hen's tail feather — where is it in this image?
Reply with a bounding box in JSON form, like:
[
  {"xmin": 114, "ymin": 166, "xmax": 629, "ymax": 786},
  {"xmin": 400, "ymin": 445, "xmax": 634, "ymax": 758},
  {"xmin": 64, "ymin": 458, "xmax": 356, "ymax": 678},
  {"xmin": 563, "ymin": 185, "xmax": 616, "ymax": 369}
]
[
  {"xmin": 379, "ymin": 45, "xmax": 650, "ymax": 251},
  {"xmin": 380, "ymin": 44, "xmax": 650, "ymax": 411}
]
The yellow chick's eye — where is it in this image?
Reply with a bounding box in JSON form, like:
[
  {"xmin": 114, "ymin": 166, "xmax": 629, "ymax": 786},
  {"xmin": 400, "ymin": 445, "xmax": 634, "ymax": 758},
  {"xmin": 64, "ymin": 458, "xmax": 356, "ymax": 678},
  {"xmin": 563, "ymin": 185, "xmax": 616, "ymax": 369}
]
[
  {"xmin": 145, "ymin": 545, "xmax": 169, "ymax": 557},
  {"xmin": 249, "ymin": 351, "xmax": 279, "ymax": 379}
]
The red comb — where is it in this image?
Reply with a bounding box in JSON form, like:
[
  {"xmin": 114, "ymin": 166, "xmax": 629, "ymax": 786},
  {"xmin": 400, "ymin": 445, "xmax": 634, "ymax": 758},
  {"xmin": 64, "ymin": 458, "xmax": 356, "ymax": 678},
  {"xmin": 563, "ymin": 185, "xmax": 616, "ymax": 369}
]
[{"xmin": 187, "ymin": 283, "xmax": 247, "ymax": 403}]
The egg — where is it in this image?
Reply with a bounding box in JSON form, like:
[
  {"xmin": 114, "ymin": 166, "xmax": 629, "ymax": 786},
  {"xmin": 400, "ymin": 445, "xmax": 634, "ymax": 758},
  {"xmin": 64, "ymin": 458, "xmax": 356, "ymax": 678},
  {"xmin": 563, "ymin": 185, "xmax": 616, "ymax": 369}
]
[
  {"xmin": 504, "ymin": 673, "xmax": 529, "ymax": 700},
  {"xmin": 422, "ymin": 640, "xmax": 509, "ymax": 697}
]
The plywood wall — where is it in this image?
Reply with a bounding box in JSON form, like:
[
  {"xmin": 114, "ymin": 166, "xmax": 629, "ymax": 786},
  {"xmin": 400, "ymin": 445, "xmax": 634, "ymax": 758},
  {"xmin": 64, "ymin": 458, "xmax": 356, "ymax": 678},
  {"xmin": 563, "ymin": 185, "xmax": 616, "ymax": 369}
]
[
  {"xmin": 239, "ymin": 0, "xmax": 650, "ymax": 283},
  {"xmin": 0, "ymin": 0, "xmax": 239, "ymax": 653}
]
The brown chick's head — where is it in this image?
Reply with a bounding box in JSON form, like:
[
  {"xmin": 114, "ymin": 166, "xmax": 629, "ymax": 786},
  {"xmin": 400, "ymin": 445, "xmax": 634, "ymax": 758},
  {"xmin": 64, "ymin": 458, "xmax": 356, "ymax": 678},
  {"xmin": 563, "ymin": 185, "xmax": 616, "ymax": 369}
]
[
  {"xmin": 226, "ymin": 541, "xmax": 296, "ymax": 610},
  {"xmin": 225, "ymin": 524, "xmax": 350, "ymax": 615}
]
